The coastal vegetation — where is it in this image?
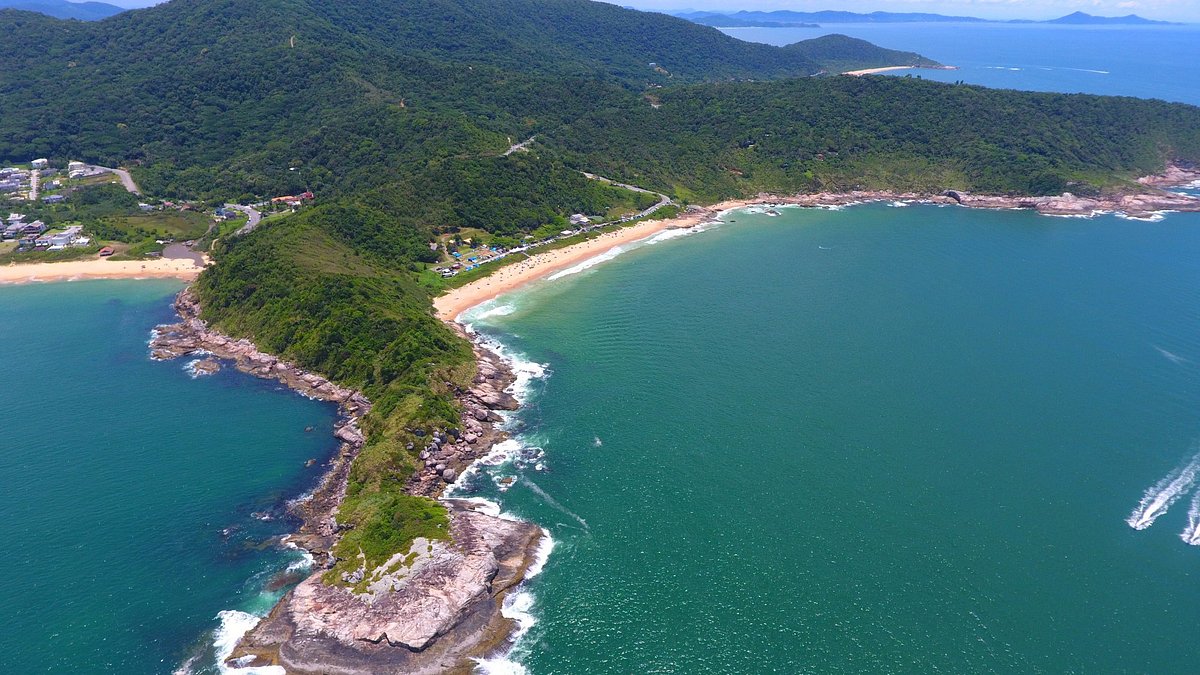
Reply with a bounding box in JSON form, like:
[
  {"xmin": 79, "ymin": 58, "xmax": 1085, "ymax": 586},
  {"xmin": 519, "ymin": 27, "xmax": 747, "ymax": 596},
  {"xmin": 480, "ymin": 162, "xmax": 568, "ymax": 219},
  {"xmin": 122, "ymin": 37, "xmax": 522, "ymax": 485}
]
[{"xmin": 4, "ymin": 0, "xmax": 1200, "ymax": 587}]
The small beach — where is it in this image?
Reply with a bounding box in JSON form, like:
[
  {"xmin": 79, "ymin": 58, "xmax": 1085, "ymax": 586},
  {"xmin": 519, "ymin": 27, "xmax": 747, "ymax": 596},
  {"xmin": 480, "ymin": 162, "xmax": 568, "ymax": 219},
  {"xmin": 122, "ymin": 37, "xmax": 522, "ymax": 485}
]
[
  {"xmin": 434, "ymin": 198, "xmax": 758, "ymax": 320},
  {"xmin": 0, "ymin": 256, "xmax": 206, "ymax": 284}
]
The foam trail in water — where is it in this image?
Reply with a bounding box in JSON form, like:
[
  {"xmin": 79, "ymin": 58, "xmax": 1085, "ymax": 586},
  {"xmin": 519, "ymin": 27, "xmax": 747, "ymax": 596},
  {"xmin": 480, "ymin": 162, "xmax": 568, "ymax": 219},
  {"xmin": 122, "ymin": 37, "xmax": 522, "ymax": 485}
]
[
  {"xmin": 1180, "ymin": 490, "xmax": 1200, "ymax": 545},
  {"xmin": 1155, "ymin": 346, "xmax": 1190, "ymax": 365},
  {"xmin": 1127, "ymin": 450, "xmax": 1200, "ymax": 530},
  {"xmin": 523, "ymin": 477, "xmax": 589, "ymax": 532}
]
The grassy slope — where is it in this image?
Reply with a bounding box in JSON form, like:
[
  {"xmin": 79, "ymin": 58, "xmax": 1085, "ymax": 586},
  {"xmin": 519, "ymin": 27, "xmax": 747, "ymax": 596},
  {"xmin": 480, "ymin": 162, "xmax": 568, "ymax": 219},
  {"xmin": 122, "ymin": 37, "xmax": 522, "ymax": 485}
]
[{"xmin": 195, "ymin": 209, "xmax": 475, "ymax": 580}]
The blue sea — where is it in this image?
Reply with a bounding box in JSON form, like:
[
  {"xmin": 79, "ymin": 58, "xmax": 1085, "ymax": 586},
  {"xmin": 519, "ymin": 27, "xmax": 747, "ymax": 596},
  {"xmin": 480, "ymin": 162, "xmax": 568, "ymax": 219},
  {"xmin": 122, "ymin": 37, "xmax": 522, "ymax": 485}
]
[
  {"xmin": 0, "ymin": 281, "xmax": 340, "ymax": 674},
  {"xmin": 723, "ymin": 22, "xmax": 1200, "ymax": 106}
]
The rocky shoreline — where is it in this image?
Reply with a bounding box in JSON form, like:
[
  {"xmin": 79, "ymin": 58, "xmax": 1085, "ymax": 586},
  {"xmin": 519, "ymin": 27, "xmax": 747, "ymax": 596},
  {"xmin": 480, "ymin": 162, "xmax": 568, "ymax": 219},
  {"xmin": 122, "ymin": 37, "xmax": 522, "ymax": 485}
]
[
  {"xmin": 150, "ymin": 290, "xmax": 545, "ymax": 673},
  {"xmin": 758, "ymin": 165, "xmax": 1200, "ymax": 218}
]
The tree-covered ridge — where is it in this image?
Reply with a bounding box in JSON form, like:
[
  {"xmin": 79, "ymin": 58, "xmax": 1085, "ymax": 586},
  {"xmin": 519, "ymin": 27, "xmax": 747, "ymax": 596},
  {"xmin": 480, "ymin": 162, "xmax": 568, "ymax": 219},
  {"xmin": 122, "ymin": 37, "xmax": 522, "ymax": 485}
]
[
  {"xmin": 0, "ymin": 0, "xmax": 934, "ymax": 199},
  {"xmin": 544, "ymin": 77, "xmax": 1200, "ymax": 200}
]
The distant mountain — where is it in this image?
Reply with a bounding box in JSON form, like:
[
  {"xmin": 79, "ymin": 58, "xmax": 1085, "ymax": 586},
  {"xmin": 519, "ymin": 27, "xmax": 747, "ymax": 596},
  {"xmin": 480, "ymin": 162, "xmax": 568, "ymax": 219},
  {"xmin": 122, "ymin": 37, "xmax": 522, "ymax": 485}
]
[
  {"xmin": 0, "ymin": 0, "xmax": 123, "ymax": 20},
  {"xmin": 1043, "ymin": 11, "xmax": 1177, "ymax": 25},
  {"xmin": 682, "ymin": 13, "xmax": 818, "ymax": 28},
  {"xmin": 673, "ymin": 9, "xmax": 1181, "ymax": 26},
  {"xmin": 674, "ymin": 10, "xmax": 990, "ymax": 25}
]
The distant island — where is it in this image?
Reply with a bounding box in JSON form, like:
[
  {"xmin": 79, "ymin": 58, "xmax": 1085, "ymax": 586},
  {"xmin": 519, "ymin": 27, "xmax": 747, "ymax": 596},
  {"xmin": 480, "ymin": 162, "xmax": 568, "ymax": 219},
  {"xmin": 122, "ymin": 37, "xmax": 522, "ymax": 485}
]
[
  {"xmin": 672, "ymin": 9, "xmax": 1182, "ymax": 27},
  {"xmin": 0, "ymin": 0, "xmax": 123, "ymax": 20}
]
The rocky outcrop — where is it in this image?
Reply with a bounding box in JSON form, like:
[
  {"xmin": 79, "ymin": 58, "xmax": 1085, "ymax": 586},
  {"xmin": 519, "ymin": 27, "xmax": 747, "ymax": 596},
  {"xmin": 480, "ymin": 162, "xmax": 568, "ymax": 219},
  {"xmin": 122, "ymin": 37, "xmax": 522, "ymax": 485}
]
[
  {"xmin": 1138, "ymin": 164, "xmax": 1200, "ymax": 188},
  {"xmin": 406, "ymin": 344, "xmax": 519, "ymax": 498},
  {"xmin": 230, "ymin": 501, "xmax": 542, "ymax": 674},
  {"xmin": 770, "ymin": 167, "xmax": 1200, "ymax": 218}
]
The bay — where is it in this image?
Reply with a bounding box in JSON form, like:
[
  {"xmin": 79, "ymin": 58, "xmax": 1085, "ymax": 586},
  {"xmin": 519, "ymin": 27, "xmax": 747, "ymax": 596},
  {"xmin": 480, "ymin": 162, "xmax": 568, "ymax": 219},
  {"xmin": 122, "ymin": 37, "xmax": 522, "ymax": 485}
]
[
  {"xmin": 0, "ymin": 280, "xmax": 340, "ymax": 674},
  {"xmin": 465, "ymin": 204, "xmax": 1200, "ymax": 672}
]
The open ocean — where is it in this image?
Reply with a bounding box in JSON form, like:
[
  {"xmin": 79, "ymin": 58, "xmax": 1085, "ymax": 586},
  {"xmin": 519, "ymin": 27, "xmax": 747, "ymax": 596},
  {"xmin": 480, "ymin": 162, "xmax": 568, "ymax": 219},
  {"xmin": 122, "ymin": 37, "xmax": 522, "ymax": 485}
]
[{"xmin": 2, "ymin": 21, "xmax": 1198, "ymax": 675}]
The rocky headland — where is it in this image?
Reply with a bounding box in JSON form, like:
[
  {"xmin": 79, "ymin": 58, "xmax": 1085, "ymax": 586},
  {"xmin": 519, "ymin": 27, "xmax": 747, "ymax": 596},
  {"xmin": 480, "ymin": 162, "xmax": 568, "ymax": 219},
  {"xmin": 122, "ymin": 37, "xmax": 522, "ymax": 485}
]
[
  {"xmin": 150, "ymin": 289, "xmax": 544, "ymax": 673},
  {"xmin": 759, "ymin": 165, "xmax": 1200, "ymax": 218}
]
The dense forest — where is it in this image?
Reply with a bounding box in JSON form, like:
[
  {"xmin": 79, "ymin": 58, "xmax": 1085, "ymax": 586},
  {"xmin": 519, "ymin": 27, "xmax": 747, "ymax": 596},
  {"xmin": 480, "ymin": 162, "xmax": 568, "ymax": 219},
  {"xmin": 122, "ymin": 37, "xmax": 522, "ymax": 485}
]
[{"xmin": 5, "ymin": 0, "xmax": 1200, "ymax": 583}]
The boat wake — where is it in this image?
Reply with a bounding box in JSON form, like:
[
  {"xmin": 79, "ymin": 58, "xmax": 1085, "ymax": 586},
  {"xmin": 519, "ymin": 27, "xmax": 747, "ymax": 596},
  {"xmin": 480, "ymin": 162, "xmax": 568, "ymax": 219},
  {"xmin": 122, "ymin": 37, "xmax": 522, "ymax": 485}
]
[
  {"xmin": 1154, "ymin": 345, "xmax": 1190, "ymax": 365},
  {"xmin": 1127, "ymin": 450, "xmax": 1200, "ymax": 530},
  {"xmin": 1180, "ymin": 490, "xmax": 1200, "ymax": 545}
]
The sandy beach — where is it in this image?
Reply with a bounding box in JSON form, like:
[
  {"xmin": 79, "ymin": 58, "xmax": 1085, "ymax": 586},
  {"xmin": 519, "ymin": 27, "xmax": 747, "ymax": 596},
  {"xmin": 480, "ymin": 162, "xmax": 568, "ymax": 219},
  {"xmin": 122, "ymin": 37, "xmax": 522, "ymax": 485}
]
[
  {"xmin": 0, "ymin": 256, "xmax": 207, "ymax": 285},
  {"xmin": 843, "ymin": 65, "xmax": 917, "ymax": 76},
  {"xmin": 434, "ymin": 198, "xmax": 758, "ymax": 321}
]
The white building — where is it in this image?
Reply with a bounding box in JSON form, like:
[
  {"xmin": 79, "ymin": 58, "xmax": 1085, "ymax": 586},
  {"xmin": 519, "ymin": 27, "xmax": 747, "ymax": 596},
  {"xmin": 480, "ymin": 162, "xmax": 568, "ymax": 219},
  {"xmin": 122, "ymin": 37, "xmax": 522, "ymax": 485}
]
[{"xmin": 30, "ymin": 158, "xmax": 48, "ymax": 169}]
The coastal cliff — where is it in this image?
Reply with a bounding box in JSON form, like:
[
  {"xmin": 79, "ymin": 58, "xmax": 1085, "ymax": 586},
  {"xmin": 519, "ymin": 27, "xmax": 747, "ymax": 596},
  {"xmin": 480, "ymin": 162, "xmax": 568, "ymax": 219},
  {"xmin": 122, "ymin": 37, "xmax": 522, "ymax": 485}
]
[{"xmin": 150, "ymin": 290, "xmax": 544, "ymax": 672}]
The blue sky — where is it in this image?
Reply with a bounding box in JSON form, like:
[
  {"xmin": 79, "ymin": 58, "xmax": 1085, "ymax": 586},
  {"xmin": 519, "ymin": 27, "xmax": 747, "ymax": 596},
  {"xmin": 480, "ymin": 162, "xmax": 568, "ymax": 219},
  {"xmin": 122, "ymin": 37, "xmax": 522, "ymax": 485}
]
[{"xmin": 102, "ymin": 0, "xmax": 1199, "ymax": 23}]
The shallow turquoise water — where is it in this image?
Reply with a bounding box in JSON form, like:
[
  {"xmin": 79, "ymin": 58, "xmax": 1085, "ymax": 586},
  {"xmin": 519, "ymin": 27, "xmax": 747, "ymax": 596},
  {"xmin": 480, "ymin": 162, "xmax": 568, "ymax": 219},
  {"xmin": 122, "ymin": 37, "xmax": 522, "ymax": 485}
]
[
  {"xmin": 466, "ymin": 204, "xmax": 1200, "ymax": 672},
  {"xmin": 0, "ymin": 280, "xmax": 339, "ymax": 673}
]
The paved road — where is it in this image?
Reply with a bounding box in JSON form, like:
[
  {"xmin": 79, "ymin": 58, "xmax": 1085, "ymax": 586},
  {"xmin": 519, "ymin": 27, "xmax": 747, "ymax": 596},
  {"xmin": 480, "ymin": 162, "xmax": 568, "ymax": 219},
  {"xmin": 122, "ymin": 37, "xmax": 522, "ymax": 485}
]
[
  {"xmin": 503, "ymin": 135, "xmax": 537, "ymax": 156},
  {"xmin": 227, "ymin": 204, "xmax": 263, "ymax": 236},
  {"xmin": 29, "ymin": 169, "xmax": 39, "ymax": 201},
  {"xmin": 93, "ymin": 165, "xmax": 142, "ymax": 195},
  {"xmin": 581, "ymin": 171, "xmax": 674, "ymax": 220}
]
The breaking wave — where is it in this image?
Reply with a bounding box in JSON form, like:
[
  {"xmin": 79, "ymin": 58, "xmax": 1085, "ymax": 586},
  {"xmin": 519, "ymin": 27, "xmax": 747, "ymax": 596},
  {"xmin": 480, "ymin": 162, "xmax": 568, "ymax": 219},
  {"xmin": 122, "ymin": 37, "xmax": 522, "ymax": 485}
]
[
  {"xmin": 212, "ymin": 611, "xmax": 285, "ymax": 675},
  {"xmin": 1127, "ymin": 449, "xmax": 1200, "ymax": 530}
]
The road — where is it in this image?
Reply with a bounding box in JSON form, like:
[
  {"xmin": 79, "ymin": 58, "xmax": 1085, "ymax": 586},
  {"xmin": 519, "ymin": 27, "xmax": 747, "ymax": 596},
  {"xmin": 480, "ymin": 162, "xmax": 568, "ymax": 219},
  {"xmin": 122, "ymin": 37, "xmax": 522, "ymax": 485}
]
[
  {"xmin": 581, "ymin": 171, "xmax": 674, "ymax": 220},
  {"xmin": 503, "ymin": 135, "xmax": 537, "ymax": 156},
  {"xmin": 93, "ymin": 165, "xmax": 142, "ymax": 195},
  {"xmin": 227, "ymin": 204, "xmax": 263, "ymax": 236},
  {"xmin": 29, "ymin": 169, "xmax": 39, "ymax": 201}
]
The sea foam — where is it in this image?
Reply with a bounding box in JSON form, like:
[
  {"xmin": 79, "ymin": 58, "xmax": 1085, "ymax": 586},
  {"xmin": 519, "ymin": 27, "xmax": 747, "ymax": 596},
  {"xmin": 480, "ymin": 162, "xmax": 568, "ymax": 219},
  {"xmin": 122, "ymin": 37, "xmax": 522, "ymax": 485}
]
[
  {"xmin": 1127, "ymin": 449, "xmax": 1200, "ymax": 530},
  {"xmin": 212, "ymin": 610, "xmax": 285, "ymax": 675}
]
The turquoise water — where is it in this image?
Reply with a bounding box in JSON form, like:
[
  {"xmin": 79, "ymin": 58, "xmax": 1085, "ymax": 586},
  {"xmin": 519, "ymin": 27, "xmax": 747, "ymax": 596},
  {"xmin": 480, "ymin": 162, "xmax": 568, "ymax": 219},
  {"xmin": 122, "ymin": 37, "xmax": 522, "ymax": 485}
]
[
  {"xmin": 723, "ymin": 23, "xmax": 1200, "ymax": 106},
  {"xmin": 0, "ymin": 280, "xmax": 339, "ymax": 673},
  {"xmin": 465, "ymin": 204, "xmax": 1200, "ymax": 671}
]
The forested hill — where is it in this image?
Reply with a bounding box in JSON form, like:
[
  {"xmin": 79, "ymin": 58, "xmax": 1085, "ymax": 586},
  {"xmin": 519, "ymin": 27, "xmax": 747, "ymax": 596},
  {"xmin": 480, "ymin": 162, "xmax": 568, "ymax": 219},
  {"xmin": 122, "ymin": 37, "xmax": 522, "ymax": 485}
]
[{"xmin": 0, "ymin": 0, "xmax": 934, "ymax": 198}]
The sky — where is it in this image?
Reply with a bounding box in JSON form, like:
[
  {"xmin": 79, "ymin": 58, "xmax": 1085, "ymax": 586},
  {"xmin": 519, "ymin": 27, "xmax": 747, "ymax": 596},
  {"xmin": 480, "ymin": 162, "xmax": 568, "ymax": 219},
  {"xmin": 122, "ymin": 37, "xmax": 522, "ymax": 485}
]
[{"xmin": 99, "ymin": 0, "xmax": 1200, "ymax": 23}]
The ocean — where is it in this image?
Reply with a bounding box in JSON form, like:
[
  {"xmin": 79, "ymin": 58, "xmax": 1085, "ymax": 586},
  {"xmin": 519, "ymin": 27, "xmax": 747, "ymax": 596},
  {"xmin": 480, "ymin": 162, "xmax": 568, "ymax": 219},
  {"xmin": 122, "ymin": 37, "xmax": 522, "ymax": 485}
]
[
  {"xmin": 0, "ymin": 280, "xmax": 340, "ymax": 674},
  {"xmin": 722, "ymin": 22, "xmax": 1200, "ymax": 106},
  {"xmin": 463, "ymin": 202, "xmax": 1200, "ymax": 672}
]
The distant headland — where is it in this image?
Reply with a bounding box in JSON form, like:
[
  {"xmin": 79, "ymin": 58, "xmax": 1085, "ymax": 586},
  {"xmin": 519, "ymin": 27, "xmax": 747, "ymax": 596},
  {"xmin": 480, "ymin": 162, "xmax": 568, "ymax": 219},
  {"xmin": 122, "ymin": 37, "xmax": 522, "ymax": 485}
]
[{"xmin": 672, "ymin": 9, "xmax": 1184, "ymax": 28}]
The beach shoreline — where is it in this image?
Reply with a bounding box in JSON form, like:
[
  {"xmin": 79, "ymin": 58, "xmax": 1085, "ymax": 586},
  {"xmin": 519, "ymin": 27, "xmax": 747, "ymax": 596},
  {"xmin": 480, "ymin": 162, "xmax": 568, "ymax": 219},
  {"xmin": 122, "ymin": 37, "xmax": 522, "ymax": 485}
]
[
  {"xmin": 0, "ymin": 256, "xmax": 207, "ymax": 285},
  {"xmin": 435, "ymin": 172, "xmax": 1200, "ymax": 321},
  {"xmin": 434, "ymin": 198, "xmax": 758, "ymax": 320}
]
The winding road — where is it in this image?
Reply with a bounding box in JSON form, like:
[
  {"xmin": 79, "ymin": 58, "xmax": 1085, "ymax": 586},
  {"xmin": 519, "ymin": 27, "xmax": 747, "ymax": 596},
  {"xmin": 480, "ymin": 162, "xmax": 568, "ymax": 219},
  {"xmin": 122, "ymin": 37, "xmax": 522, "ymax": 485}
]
[
  {"xmin": 581, "ymin": 171, "xmax": 674, "ymax": 221},
  {"xmin": 93, "ymin": 165, "xmax": 142, "ymax": 195},
  {"xmin": 227, "ymin": 204, "xmax": 263, "ymax": 236}
]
